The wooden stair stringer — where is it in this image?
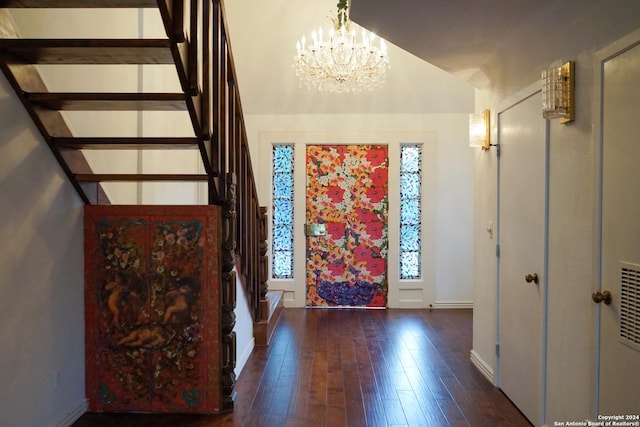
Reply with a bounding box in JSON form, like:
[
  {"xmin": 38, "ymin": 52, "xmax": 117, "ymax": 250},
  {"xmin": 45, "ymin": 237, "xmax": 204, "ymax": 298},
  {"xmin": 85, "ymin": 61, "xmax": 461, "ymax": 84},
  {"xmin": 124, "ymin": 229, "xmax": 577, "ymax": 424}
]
[{"xmin": 0, "ymin": 62, "xmax": 109, "ymax": 203}]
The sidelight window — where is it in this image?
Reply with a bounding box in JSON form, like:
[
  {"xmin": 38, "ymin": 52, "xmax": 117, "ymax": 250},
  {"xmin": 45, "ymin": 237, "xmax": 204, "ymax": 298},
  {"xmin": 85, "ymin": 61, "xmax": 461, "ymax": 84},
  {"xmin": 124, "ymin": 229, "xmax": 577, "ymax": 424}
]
[
  {"xmin": 399, "ymin": 144, "xmax": 422, "ymax": 279},
  {"xmin": 272, "ymin": 144, "xmax": 295, "ymax": 279}
]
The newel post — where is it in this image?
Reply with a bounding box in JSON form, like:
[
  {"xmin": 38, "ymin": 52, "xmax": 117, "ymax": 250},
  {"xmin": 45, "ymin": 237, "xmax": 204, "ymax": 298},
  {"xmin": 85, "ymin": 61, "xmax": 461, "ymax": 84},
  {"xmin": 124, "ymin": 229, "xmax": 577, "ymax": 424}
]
[{"xmin": 259, "ymin": 206, "xmax": 269, "ymax": 300}]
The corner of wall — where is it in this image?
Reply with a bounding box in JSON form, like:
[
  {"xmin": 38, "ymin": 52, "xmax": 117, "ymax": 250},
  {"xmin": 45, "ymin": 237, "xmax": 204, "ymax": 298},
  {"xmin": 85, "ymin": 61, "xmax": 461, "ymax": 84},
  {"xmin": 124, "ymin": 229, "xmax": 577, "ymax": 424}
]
[
  {"xmin": 470, "ymin": 349, "xmax": 496, "ymax": 385},
  {"xmin": 234, "ymin": 270, "xmax": 255, "ymax": 377}
]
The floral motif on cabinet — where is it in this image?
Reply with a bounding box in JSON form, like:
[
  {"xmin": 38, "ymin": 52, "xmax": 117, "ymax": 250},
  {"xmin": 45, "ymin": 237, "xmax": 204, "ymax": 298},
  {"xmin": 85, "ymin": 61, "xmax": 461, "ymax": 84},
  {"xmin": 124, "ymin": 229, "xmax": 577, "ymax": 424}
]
[{"xmin": 84, "ymin": 206, "xmax": 221, "ymax": 414}]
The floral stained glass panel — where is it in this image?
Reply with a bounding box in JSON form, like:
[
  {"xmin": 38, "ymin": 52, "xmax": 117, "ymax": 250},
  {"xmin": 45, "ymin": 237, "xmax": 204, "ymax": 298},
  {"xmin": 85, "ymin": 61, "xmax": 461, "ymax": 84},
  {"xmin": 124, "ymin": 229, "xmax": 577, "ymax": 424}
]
[
  {"xmin": 272, "ymin": 225, "xmax": 293, "ymax": 251},
  {"xmin": 272, "ymin": 145, "xmax": 294, "ymax": 279},
  {"xmin": 272, "ymin": 199, "xmax": 293, "ymax": 224},
  {"xmin": 306, "ymin": 145, "xmax": 388, "ymax": 307},
  {"xmin": 401, "ymin": 199, "xmax": 421, "ymax": 224},
  {"xmin": 400, "ymin": 144, "xmax": 422, "ymax": 279},
  {"xmin": 273, "ymin": 174, "xmax": 293, "ymax": 199}
]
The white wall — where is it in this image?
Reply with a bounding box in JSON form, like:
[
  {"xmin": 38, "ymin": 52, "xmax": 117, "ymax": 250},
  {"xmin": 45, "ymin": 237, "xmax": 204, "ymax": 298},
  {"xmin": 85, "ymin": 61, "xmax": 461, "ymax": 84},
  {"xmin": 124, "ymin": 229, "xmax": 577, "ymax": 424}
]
[
  {"xmin": 244, "ymin": 113, "xmax": 475, "ymax": 309},
  {"xmin": 0, "ymin": 71, "xmax": 87, "ymax": 427},
  {"xmin": 544, "ymin": 54, "xmax": 597, "ymax": 423},
  {"xmin": 470, "ymin": 36, "xmax": 638, "ymax": 424},
  {"xmin": 9, "ymin": 8, "xmax": 142, "ymax": 204},
  {"xmin": 234, "ymin": 271, "xmax": 255, "ymax": 377},
  {"xmin": 470, "ymin": 97, "xmax": 499, "ymax": 381}
]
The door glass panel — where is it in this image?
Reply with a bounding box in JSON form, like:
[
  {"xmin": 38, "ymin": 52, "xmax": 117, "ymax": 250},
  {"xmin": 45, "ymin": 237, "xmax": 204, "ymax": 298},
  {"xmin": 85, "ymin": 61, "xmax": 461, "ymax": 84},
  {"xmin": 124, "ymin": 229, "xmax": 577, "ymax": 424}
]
[
  {"xmin": 272, "ymin": 144, "xmax": 294, "ymax": 279},
  {"xmin": 400, "ymin": 144, "xmax": 422, "ymax": 279}
]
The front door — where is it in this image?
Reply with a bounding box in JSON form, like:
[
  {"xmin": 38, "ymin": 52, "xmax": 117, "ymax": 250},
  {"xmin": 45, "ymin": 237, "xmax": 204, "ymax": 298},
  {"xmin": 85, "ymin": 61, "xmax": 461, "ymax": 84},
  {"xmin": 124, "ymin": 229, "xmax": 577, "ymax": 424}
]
[
  {"xmin": 305, "ymin": 144, "xmax": 388, "ymax": 308},
  {"xmin": 598, "ymin": 40, "xmax": 640, "ymax": 414},
  {"xmin": 498, "ymin": 92, "xmax": 546, "ymax": 426}
]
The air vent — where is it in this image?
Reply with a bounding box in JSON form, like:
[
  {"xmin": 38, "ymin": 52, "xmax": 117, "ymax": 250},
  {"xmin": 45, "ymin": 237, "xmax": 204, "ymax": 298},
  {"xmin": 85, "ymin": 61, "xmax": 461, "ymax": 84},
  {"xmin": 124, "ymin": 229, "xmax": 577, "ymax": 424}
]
[{"xmin": 620, "ymin": 262, "xmax": 640, "ymax": 351}]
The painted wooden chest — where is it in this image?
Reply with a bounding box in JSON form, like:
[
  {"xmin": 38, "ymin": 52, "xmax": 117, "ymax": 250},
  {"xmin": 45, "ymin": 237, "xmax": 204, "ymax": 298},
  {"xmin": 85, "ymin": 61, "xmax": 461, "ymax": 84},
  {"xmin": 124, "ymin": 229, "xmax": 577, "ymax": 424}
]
[{"xmin": 84, "ymin": 205, "xmax": 222, "ymax": 413}]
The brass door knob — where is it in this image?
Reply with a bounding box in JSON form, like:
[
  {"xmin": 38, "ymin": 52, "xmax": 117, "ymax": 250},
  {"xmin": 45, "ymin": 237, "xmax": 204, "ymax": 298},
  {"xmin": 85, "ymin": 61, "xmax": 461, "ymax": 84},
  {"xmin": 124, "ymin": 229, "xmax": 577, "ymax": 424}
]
[
  {"xmin": 592, "ymin": 290, "xmax": 612, "ymax": 305},
  {"xmin": 525, "ymin": 273, "xmax": 539, "ymax": 284}
]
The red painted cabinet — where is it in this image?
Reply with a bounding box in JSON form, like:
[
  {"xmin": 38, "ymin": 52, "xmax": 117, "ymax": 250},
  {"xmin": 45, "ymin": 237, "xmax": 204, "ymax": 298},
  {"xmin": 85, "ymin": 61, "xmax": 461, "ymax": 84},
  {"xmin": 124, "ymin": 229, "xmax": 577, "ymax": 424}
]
[{"xmin": 84, "ymin": 205, "xmax": 222, "ymax": 413}]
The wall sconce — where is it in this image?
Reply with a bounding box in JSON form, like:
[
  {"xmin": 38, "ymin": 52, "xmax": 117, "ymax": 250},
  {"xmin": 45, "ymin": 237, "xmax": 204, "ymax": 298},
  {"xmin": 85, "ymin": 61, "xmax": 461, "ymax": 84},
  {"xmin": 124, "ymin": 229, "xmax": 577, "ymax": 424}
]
[
  {"xmin": 542, "ymin": 61, "xmax": 575, "ymax": 123},
  {"xmin": 469, "ymin": 109, "xmax": 490, "ymax": 150}
]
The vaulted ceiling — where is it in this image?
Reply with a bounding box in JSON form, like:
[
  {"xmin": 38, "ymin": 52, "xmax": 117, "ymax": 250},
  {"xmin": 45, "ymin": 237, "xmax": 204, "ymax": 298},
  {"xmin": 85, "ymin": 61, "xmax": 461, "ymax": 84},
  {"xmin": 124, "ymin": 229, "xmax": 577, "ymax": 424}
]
[
  {"xmin": 223, "ymin": 0, "xmax": 475, "ymax": 115},
  {"xmin": 351, "ymin": 0, "xmax": 640, "ymax": 94},
  {"xmin": 224, "ymin": 0, "xmax": 640, "ymax": 115}
]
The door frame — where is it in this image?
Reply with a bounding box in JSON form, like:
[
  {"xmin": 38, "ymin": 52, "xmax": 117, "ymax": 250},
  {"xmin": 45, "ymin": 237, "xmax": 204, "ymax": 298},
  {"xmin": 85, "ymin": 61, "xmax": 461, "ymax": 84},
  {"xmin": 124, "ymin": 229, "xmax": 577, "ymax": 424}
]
[
  {"xmin": 495, "ymin": 81, "xmax": 550, "ymax": 425},
  {"xmin": 593, "ymin": 28, "xmax": 640, "ymax": 418},
  {"xmin": 260, "ymin": 130, "xmax": 437, "ymax": 309}
]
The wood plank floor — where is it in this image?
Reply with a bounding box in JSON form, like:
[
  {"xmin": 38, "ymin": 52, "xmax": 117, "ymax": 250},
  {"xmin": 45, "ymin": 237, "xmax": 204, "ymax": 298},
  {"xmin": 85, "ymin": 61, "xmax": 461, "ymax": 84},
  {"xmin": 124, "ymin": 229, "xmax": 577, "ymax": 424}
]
[{"xmin": 72, "ymin": 308, "xmax": 532, "ymax": 427}]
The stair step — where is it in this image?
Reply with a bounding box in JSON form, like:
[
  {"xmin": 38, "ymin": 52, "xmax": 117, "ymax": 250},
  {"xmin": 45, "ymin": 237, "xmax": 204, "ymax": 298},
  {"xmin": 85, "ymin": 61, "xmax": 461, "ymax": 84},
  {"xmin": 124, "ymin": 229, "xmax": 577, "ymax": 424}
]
[
  {"xmin": 26, "ymin": 92, "xmax": 188, "ymax": 110},
  {"xmin": 0, "ymin": 39, "xmax": 174, "ymax": 64},
  {"xmin": 254, "ymin": 290, "xmax": 284, "ymax": 347},
  {"xmin": 75, "ymin": 173, "xmax": 209, "ymax": 182},
  {"xmin": 52, "ymin": 137, "xmax": 199, "ymax": 149},
  {"xmin": 0, "ymin": 0, "xmax": 158, "ymax": 7}
]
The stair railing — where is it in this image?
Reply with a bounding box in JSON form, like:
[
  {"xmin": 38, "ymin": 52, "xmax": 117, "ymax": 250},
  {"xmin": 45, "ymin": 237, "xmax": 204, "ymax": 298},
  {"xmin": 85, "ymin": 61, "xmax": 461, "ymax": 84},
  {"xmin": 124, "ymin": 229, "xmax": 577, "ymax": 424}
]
[{"xmin": 157, "ymin": 0, "xmax": 270, "ymax": 409}]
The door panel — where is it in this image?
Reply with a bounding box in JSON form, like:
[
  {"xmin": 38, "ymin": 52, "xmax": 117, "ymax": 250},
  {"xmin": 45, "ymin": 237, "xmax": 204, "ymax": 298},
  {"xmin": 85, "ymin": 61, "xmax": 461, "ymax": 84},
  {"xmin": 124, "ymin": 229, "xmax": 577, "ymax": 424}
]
[
  {"xmin": 84, "ymin": 206, "xmax": 222, "ymax": 413},
  {"xmin": 498, "ymin": 93, "xmax": 546, "ymax": 426},
  {"xmin": 599, "ymin": 42, "xmax": 640, "ymax": 414},
  {"xmin": 305, "ymin": 144, "xmax": 388, "ymax": 307}
]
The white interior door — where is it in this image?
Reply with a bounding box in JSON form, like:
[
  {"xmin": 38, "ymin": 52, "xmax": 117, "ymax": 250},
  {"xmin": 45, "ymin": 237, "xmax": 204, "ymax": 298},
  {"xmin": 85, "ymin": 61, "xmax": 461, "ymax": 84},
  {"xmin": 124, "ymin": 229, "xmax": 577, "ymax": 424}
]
[
  {"xmin": 498, "ymin": 92, "xmax": 546, "ymax": 426},
  {"xmin": 598, "ymin": 40, "xmax": 640, "ymax": 414}
]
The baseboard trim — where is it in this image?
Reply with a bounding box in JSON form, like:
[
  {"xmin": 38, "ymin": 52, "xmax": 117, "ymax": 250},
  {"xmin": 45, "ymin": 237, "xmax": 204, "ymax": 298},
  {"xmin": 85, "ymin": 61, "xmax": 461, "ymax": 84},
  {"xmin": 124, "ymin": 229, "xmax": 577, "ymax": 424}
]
[
  {"xmin": 470, "ymin": 349, "xmax": 495, "ymax": 385},
  {"xmin": 432, "ymin": 301, "xmax": 473, "ymax": 309},
  {"xmin": 50, "ymin": 398, "xmax": 88, "ymax": 427},
  {"xmin": 235, "ymin": 336, "xmax": 255, "ymax": 378},
  {"xmin": 395, "ymin": 300, "xmax": 427, "ymax": 309}
]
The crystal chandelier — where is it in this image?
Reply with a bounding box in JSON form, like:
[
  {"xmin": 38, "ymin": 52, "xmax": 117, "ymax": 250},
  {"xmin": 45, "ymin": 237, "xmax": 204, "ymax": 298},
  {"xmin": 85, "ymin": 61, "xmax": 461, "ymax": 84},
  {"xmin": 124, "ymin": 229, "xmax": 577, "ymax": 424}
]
[{"xmin": 293, "ymin": 0, "xmax": 390, "ymax": 93}]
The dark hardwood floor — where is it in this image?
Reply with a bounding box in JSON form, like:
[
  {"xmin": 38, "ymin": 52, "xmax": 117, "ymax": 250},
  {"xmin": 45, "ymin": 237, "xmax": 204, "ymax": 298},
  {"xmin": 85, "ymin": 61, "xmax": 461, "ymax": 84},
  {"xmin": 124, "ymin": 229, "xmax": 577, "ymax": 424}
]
[{"xmin": 72, "ymin": 308, "xmax": 532, "ymax": 427}]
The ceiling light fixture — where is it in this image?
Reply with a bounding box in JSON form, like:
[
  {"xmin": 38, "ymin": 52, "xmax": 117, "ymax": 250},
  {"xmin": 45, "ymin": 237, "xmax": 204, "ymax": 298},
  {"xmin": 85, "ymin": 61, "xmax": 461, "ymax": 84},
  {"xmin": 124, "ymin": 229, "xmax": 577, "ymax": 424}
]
[{"xmin": 293, "ymin": 0, "xmax": 390, "ymax": 93}]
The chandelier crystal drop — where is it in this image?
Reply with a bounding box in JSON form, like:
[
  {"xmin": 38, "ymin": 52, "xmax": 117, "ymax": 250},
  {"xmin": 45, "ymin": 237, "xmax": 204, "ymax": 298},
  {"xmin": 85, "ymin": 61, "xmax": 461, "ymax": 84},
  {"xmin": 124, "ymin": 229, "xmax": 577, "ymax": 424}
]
[{"xmin": 293, "ymin": 2, "xmax": 390, "ymax": 93}]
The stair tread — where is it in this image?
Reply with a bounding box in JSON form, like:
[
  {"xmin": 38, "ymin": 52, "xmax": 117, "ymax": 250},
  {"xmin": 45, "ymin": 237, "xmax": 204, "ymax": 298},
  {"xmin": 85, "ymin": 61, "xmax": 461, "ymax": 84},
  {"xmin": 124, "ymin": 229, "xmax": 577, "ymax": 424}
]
[
  {"xmin": 75, "ymin": 173, "xmax": 209, "ymax": 182},
  {"xmin": 26, "ymin": 92, "xmax": 188, "ymax": 110},
  {"xmin": 260, "ymin": 290, "xmax": 284, "ymax": 322},
  {"xmin": 0, "ymin": 39, "xmax": 174, "ymax": 64},
  {"xmin": 52, "ymin": 137, "xmax": 200, "ymax": 149},
  {"xmin": 255, "ymin": 292, "xmax": 284, "ymax": 346},
  {"xmin": 266, "ymin": 290, "xmax": 284, "ymax": 311},
  {"xmin": 0, "ymin": 0, "xmax": 158, "ymax": 7}
]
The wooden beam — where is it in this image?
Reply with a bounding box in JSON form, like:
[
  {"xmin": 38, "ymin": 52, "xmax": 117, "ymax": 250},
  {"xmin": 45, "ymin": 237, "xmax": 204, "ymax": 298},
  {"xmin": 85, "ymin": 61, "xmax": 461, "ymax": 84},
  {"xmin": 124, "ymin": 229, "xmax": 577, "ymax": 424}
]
[
  {"xmin": 75, "ymin": 173, "xmax": 209, "ymax": 182},
  {"xmin": 0, "ymin": 0, "xmax": 158, "ymax": 7},
  {"xmin": 52, "ymin": 137, "xmax": 199, "ymax": 149},
  {"xmin": 0, "ymin": 39, "xmax": 174, "ymax": 64},
  {"xmin": 26, "ymin": 92, "xmax": 188, "ymax": 110}
]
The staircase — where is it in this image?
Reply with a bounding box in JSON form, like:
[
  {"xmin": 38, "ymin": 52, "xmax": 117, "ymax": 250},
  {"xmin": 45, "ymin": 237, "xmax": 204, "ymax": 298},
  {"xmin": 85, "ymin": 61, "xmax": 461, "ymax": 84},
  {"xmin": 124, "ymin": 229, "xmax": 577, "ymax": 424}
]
[
  {"xmin": 0, "ymin": 0, "xmax": 273, "ymax": 412},
  {"xmin": 0, "ymin": 0, "xmax": 217, "ymax": 204}
]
